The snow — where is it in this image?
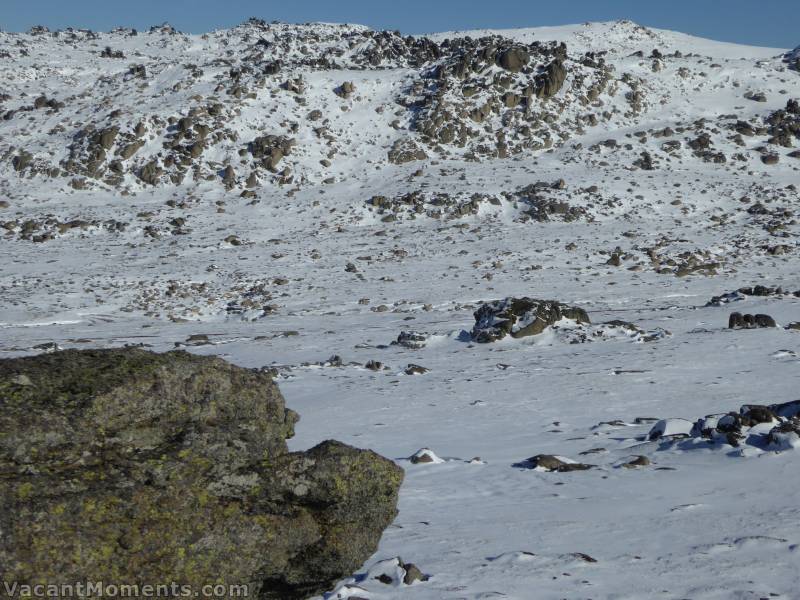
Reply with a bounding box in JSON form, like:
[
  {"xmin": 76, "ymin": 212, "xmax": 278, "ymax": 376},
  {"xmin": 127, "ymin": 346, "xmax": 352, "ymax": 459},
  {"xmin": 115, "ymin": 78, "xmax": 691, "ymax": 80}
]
[{"xmin": 2, "ymin": 17, "xmax": 800, "ymax": 599}]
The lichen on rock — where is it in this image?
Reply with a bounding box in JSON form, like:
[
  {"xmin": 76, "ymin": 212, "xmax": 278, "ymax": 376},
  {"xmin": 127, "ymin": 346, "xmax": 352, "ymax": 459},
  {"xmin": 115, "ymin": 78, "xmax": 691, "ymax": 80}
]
[{"xmin": 0, "ymin": 348, "xmax": 403, "ymax": 599}]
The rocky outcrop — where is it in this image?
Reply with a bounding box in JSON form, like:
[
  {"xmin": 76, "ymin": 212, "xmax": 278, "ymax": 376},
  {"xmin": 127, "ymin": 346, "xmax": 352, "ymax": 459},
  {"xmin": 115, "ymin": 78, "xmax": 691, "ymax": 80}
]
[
  {"xmin": 653, "ymin": 400, "xmax": 800, "ymax": 451},
  {"xmin": 248, "ymin": 135, "xmax": 296, "ymax": 171},
  {"xmin": 0, "ymin": 348, "xmax": 403, "ymax": 600},
  {"xmin": 498, "ymin": 47, "xmax": 530, "ymax": 72},
  {"xmin": 471, "ymin": 297, "xmax": 590, "ymax": 342},
  {"xmin": 535, "ymin": 58, "xmax": 567, "ymax": 98},
  {"xmin": 388, "ymin": 138, "xmax": 428, "ymax": 164}
]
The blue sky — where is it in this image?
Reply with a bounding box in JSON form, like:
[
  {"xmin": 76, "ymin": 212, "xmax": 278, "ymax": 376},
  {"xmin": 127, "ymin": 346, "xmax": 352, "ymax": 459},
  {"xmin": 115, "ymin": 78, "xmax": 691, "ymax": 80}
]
[{"xmin": 2, "ymin": 0, "xmax": 798, "ymax": 49}]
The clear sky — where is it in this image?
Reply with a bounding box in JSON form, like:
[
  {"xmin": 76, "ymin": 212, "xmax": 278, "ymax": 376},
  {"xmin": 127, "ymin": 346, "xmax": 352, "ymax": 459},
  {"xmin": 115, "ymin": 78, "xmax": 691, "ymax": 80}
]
[{"xmin": 2, "ymin": 0, "xmax": 798, "ymax": 49}]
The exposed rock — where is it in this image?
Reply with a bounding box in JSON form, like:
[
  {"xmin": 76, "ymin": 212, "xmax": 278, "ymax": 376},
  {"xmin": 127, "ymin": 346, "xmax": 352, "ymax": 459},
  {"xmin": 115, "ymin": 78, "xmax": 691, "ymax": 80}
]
[
  {"xmin": 409, "ymin": 448, "xmax": 443, "ymax": 464},
  {"xmin": 522, "ymin": 454, "xmax": 593, "ymax": 472},
  {"xmin": 12, "ymin": 151, "xmax": 33, "ymax": 172},
  {"xmin": 249, "ymin": 135, "xmax": 295, "ymax": 170},
  {"xmin": 472, "ymin": 297, "xmax": 590, "ymax": 343},
  {"xmin": 728, "ymin": 312, "xmax": 777, "ymax": 329},
  {"xmin": 335, "ymin": 81, "xmax": 356, "ymax": 98},
  {"xmin": 0, "ymin": 348, "xmax": 403, "ymax": 599},
  {"xmin": 137, "ymin": 160, "xmax": 163, "ymax": 185},
  {"xmin": 388, "ymin": 138, "xmax": 427, "ymax": 164},
  {"xmin": 622, "ymin": 455, "xmax": 650, "ymax": 469},
  {"xmin": 535, "ymin": 58, "xmax": 567, "ymax": 98},
  {"xmin": 402, "ymin": 562, "xmax": 426, "ymax": 585},
  {"xmin": 498, "ymin": 47, "xmax": 530, "ymax": 72},
  {"xmin": 394, "ymin": 330, "xmax": 429, "ymax": 349}
]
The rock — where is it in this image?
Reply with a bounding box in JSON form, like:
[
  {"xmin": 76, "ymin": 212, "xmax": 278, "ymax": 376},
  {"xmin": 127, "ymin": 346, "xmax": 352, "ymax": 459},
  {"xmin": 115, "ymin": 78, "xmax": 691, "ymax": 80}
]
[
  {"xmin": 335, "ymin": 81, "xmax": 356, "ymax": 98},
  {"xmin": 571, "ymin": 552, "xmax": 598, "ymax": 563},
  {"xmin": 523, "ymin": 454, "xmax": 593, "ymax": 472},
  {"xmin": 498, "ymin": 47, "xmax": 530, "ymax": 72},
  {"xmin": 691, "ymin": 412, "xmax": 745, "ymax": 446},
  {"xmin": 0, "ymin": 349, "xmax": 403, "ymax": 599},
  {"xmin": 409, "ymin": 448, "xmax": 443, "ymax": 464},
  {"xmin": 745, "ymin": 91, "xmax": 767, "ymax": 102},
  {"xmin": 405, "ymin": 364, "xmax": 429, "ymax": 375},
  {"xmin": 12, "ymin": 151, "xmax": 33, "ymax": 172},
  {"xmin": 740, "ymin": 405, "xmax": 777, "ymax": 425},
  {"xmin": 137, "ymin": 160, "xmax": 162, "ymax": 185},
  {"xmin": 622, "ymin": 455, "xmax": 650, "ymax": 469},
  {"xmin": 248, "ymin": 135, "xmax": 295, "ymax": 170},
  {"xmin": 388, "ymin": 138, "xmax": 427, "ymax": 164},
  {"xmin": 394, "ymin": 330, "xmax": 428, "ymax": 349},
  {"xmin": 119, "ymin": 140, "xmax": 144, "ymax": 160},
  {"xmin": 471, "ymin": 297, "xmax": 590, "ymax": 343},
  {"xmin": 93, "ymin": 126, "xmax": 119, "ymax": 150},
  {"xmin": 535, "ymin": 59, "xmax": 567, "ymax": 98},
  {"xmin": 100, "ymin": 46, "xmax": 125, "ymax": 58},
  {"xmin": 728, "ymin": 312, "xmax": 776, "ymax": 329},
  {"xmin": 402, "ymin": 562, "xmax": 426, "ymax": 585},
  {"xmin": 766, "ymin": 421, "xmax": 800, "ymax": 451}
]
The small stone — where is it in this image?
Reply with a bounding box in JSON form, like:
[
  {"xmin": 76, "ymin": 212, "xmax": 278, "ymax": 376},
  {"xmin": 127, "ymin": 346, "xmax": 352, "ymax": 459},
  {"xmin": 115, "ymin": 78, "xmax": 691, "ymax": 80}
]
[{"xmin": 622, "ymin": 455, "xmax": 650, "ymax": 469}]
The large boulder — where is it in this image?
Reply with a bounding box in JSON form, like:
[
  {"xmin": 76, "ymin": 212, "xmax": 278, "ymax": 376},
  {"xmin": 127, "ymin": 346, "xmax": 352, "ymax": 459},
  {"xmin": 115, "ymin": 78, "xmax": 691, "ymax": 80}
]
[
  {"xmin": 498, "ymin": 47, "xmax": 530, "ymax": 72},
  {"xmin": 535, "ymin": 59, "xmax": 567, "ymax": 98},
  {"xmin": 0, "ymin": 348, "xmax": 403, "ymax": 599},
  {"xmin": 471, "ymin": 297, "xmax": 590, "ymax": 342}
]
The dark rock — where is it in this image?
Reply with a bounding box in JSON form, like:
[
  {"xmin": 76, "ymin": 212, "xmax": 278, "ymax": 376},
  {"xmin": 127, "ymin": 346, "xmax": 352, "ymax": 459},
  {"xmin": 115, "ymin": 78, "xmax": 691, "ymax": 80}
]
[
  {"xmin": 572, "ymin": 553, "xmax": 598, "ymax": 563},
  {"xmin": 498, "ymin": 47, "xmax": 530, "ymax": 72},
  {"xmin": 729, "ymin": 312, "xmax": 776, "ymax": 329},
  {"xmin": 522, "ymin": 455, "xmax": 593, "ymax": 472},
  {"xmin": 137, "ymin": 160, "xmax": 162, "ymax": 185},
  {"xmin": 12, "ymin": 151, "xmax": 33, "ymax": 172},
  {"xmin": 472, "ymin": 297, "xmax": 590, "ymax": 343},
  {"xmin": 335, "ymin": 81, "xmax": 356, "ymax": 98},
  {"xmin": 405, "ymin": 364, "xmax": 429, "ymax": 375},
  {"xmin": 394, "ymin": 331, "xmax": 428, "ymax": 349},
  {"xmin": 402, "ymin": 562, "xmax": 426, "ymax": 585},
  {"xmin": 745, "ymin": 91, "xmax": 767, "ymax": 102},
  {"xmin": 388, "ymin": 138, "xmax": 427, "ymax": 164},
  {"xmin": 248, "ymin": 135, "xmax": 295, "ymax": 170},
  {"xmin": 0, "ymin": 349, "xmax": 403, "ymax": 599},
  {"xmin": 740, "ymin": 405, "xmax": 777, "ymax": 426},
  {"xmin": 622, "ymin": 455, "xmax": 650, "ymax": 469},
  {"xmin": 535, "ymin": 58, "xmax": 567, "ymax": 98}
]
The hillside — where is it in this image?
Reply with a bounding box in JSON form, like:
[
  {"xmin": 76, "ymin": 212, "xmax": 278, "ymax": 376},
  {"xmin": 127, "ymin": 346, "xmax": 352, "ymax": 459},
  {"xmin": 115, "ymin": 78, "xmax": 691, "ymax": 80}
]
[{"xmin": 2, "ymin": 18, "xmax": 800, "ymax": 599}]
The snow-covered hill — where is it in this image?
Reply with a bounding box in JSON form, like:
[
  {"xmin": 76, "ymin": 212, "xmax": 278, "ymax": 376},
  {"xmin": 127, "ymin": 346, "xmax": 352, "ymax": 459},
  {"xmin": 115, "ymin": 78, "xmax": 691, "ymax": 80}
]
[{"xmin": 2, "ymin": 18, "xmax": 800, "ymax": 599}]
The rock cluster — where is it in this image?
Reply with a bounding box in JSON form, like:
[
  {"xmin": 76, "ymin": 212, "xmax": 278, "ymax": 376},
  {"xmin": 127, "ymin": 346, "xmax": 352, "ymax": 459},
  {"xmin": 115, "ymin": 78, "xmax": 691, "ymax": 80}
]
[
  {"xmin": 471, "ymin": 297, "xmax": 590, "ymax": 343},
  {"xmin": 650, "ymin": 400, "xmax": 800, "ymax": 452}
]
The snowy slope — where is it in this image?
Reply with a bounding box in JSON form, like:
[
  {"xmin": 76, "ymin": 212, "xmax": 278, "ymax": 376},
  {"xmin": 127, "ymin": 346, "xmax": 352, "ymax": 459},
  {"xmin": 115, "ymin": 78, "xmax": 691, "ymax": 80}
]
[{"xmin": 2, "ymin": 18, "xmax": 800, "ymax": 599}]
